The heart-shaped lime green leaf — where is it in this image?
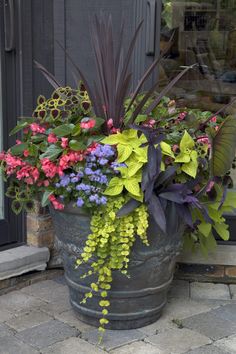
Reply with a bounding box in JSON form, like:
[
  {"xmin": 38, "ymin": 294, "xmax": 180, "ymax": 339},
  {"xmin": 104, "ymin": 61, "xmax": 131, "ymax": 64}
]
[{"xmin": 180, "ymin": 130, "xmax": 195, "ymax": 151}]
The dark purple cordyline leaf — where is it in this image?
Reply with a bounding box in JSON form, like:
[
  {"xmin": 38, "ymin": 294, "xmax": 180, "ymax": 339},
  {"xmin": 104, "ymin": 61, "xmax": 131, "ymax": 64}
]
[
  {"xmin": 158, "ymin": 191, "xmax": 185, "ymax": 204},
  {"xmin": 126, "ymin": 30, "xmax": 176, "ymax": 113},
  {"xmin": 145, "ymin": 64, "xmax": 197, "ymax": 115},
  {"xmin": 148, "ymin": 193, "xmax": 166, "ymax": 233},
  {"xmin": 177, "ymin": 204, "xmax": 193, "ymax": 228},
  {"xmin": 155, "ymin": 166, "xmax": 176, "ymax": 188},
  {"xmin": 116, "ymin": 199, "xmax": 141, "ymax": 217},
  {"xmin": 34, "ymin": 60, "xmax": 62, "ymax": 89},
  {"xmin": 128, "ymin": 82, "xmax": 160, "ymax": 124},
  {"xmin": 184, "ymin": 195, "xmax": 199, "ymax": 204},
  {"xmin": 148, "ymin": 145, "xmax": 162, "ymax": 180}
]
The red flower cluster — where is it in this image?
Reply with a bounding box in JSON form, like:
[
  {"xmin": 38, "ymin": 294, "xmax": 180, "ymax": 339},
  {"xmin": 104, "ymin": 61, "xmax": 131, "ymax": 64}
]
[
  {"xmin": 49, "ymin": 195, "xmax": 64, "ymax": 210},
  {"xmin": 0, "ymin": 152, "xmax": 39, "ymax": 185},
  {"xmin": 80, "ymin": 118, "xmax": 96, "ymax": 130},
  {"xmin": 30, "ymin": 123, "xmax": 46, "ymax": 134}
]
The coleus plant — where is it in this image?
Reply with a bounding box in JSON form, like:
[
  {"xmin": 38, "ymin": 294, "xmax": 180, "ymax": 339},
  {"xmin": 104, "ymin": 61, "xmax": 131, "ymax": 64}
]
[{"xmin": 1, "ymin": 14, "xmax": 236, "ymax": 334}]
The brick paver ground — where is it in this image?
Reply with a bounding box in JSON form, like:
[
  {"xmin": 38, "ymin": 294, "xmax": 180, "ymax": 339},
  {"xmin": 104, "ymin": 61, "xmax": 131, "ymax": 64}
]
[{"xmin": 0, "ymin": 277, "xmax": 236, "ymax": 353}]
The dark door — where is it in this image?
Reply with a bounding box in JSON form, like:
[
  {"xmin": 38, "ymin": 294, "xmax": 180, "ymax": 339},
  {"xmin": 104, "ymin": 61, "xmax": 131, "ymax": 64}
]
[{"xmin": 0, "ymin": 0, "xmax": 25, "ymax": 249}]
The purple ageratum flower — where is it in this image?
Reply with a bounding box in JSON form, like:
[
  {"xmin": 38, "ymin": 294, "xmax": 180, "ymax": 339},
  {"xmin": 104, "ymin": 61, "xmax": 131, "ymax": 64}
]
[
  {"xmin": 91, "ymin": 144, "xmax": 115, "ymax": 159},
  {"xmin": 89, "ymin": 195, "xmax": 97, "ymax": 202},
  {"xmin": 84, "ymin": 167, "xmax": 93, "ymax": 175},
  {"xmin": 60, "ymin": 174, "xmax": 70, "ymax": 187},
  {"xmin": 55, "ymin": 183, "xmax": 61, "ymax": 188},
  {"xmin": 76, "ymin": 183, "xmax": 91, "ymax": 192},
  {"xmin": 98, "ymin": 158, "xmax": 109, "ymax": 166},
  {"xmin": 100, "ymin": 196, "xmax": 107, "ymax": 205},
  {"xmin": 76, "ymin": 197, "xmax": 84, "ymax": 207},
  {"xmin": 71, "ymin": 176, "xmax": 80, "ymax": 183}
]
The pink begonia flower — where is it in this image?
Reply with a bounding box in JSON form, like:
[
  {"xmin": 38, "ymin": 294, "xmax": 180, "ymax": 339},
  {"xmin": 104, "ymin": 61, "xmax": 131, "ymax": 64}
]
[
  {"xmin": 58, "ymin": 151, "xmax": 84, "ymax": 175},
  {"xmin": 86, "ymin": 142, "xmax": 99, "ymax": 153},
  {"xmin": 41, "ymin": 158, "xmax": 58, "ymax": 178},
  {"xmin": 107, "ymin": 119, "xmax": 113, "ymax": 129},
  {"xmin": 0, "ymin": 152, "xmax": 5, "ymax": 160},
  {"xmin": 30, "ymin": 123, "xmax": 46, "ymax": 134},
  {"xmin": 143, "ymin": 119, "xmax": 156, "ymax": 128},
  {"xmin": 80, "ymin": 118, "xmax": 96, "ymax": 130},
  {"xmin": 111, "ymin": 127, "xmax": 120, "ymax": 134},
  {"xmin": 23, "ymin": 150, "xmax": 29, "ymax": 157},
  {"xmin": 49, "ymin": 195, "xmax": 64, "ymax": 210},
  {"xmin": 43, "ymin": 180, "xmax": 50, "ymax": 187},
  {"xmin": 210, "ymin": 116, "xmax": 217, "ymax": 123},
  {"xmin": 16, "ymin": 140, "xmax": 22, "ymax": 145},
  {"xmin": 23, "ymin": 128, "xmax": 29, "ymax": 134},
  {"xmin": 197, "ymin": 136, "xmax": 211, "ymax": 147},
  {"xmin": 47, "ymin": 133, "xmax": 58, "ymax": 144},
  {"xmin": 16, "ymin": 166, "xmax": 39, "ymax": 183},
  {"xmin": 61, "ymin": 137, "xmax": 68, "ymax": 148},
  {"xmin": 178, "ymin": 112, "xmax": 187, "ymax": 121},
  {"xmin": 206, "ymin": 181, "xmax": 215, "ymax": 193}
]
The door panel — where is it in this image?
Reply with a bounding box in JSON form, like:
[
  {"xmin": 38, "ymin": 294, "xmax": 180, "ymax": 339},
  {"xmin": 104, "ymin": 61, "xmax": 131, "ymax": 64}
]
[{"xmin": 0, "ymin": 0, "xmax": 24, "ymax": 249}]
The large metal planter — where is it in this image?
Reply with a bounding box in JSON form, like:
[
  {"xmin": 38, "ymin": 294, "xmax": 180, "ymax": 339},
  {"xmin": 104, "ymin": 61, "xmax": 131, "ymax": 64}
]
[{"xmin": 50, "ymin": 205, "xmax": 183, "ymax": 330}]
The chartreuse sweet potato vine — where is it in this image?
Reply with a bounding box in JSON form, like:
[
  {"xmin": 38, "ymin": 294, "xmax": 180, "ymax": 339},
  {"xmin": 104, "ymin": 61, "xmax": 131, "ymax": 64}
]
[{"xmin": 76, "ymin": 195, "xmax": 148, "ymax": 337}]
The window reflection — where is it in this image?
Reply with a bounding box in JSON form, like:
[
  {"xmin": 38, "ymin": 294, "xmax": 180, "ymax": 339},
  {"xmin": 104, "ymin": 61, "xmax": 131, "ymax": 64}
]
[{"xmin": 161, "ymin": 0, "xmax": 236, "ymax": 183}]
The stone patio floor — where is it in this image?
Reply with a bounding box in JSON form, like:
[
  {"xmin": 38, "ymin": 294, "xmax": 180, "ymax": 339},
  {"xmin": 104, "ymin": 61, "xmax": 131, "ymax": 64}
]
[{"xmin": 1, "ymin": 277, "xmax": 236, "ymax": 353}]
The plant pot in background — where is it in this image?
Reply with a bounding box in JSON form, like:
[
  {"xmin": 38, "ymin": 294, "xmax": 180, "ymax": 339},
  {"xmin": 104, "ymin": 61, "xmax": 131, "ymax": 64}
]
[{"xmin": 50, "ymin": 204, "xmax": 183, "ymax": 330}]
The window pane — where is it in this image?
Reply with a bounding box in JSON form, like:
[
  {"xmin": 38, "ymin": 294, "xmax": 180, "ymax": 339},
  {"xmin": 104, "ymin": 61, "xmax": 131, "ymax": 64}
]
[
  {"xmin": 161, "ymin": 0, "xmax": 236, "ymax": 182},
  {"xmin": 161, "ymin": 0, "xmax": 236, "ymax": 108}
]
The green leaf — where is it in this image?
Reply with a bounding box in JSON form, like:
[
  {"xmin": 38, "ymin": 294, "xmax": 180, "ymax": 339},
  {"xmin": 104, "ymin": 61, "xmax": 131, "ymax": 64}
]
[
  {"xmin": 31, "ymin": 134, "xmax": 45, "ymax": 143},
  {"xmin": 213, "ymin": 222, "xmax": 230, "ymax": 241},
  {"xmin": 69, "ymin": 140, "xmax": 86, "ymax": 151},
  {"xmin": 134, "ymin": 114, "xmax": 147, "ymax": 123},
  {"xmin": 175, "ymin": 152, "xmax": 191, "ymax": 163},
  {"xmin": 11, "ymin": 200, "xmax": 23, "ymax": 215},
  {"xmin": 102, "ymin": 134, "xmax": 122, "ymax": 145},
  {"xmin": 134, "ymin": 147, "xmax": 148, "ymax": 162},
  {"xmin": 182, "ymin": 159, "xmax": 198, "ymax": 178},
  {"xmin": 10, "ymin": 143, "xmax": 28, "ymax": 155},
  {"xmin": 93, "ymin": 117, "xmax": 105, "ymax": 129},
  {"xmin": 117, "ymin": 144, "xmax": 133, "ymax": 163},
  {"xmin": 180, "ymin": 130, "xmax": 195, "ymax": 151},
  {"xmin": 124, "ymin": 178, "xmax": 141, "ymax": 196},
  {"xmin": 211, "ymin": 116, "xmax": 236, "ymax": 176},
  {"xmin": 71, "ymin": 124, "xmax": 81, "ymax": 136},
  {"xmin": 160, "ymin": 142, "xmax": 175, "ymax": 158},
  {"xmin": 9, "ymin": 121, "xmax": 29, "ymax": 136},
  {"xmin": 197, "ymin": 222, "xmax": 211, "ymax": 237},
  {"xmin": 40, "ymin": 145, "xmax": 62, "ymax": 161},
  {"xmin": 41, "ymin": 190, "xmax": 53, "ymax": 207},
  {"xmin": 126, "ymin": 161, "xmax": 143, "ymax": 177},
  {"xmin": 103, "ymin": 177, "xmax": 123, "ymax": 196},
  {"xmin": 52, "ymin": 124, "xmax": 75, "ymax": 137}
]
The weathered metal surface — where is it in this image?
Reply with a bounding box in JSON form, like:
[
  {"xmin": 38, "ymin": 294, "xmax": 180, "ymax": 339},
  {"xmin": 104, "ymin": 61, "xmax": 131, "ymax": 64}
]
[{"xmin": 50, "ymin": 205, "xmax": 183, "ymax": 329}]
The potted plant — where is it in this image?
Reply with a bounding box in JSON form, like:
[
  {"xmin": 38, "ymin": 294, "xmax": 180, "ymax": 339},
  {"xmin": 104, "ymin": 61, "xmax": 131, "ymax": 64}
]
[{"xmin": 1, "ymin": 15, "xmax": 236, "ymax": 336}]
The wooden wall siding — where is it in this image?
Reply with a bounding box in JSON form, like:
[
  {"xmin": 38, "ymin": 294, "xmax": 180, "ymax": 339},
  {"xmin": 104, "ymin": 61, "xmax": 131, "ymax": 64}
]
[
  {"xmin": 16, "ymin": 0, "xmax": 54, "ymax": 116},
  {"xmin": 53, "ymin": 0, "xmax": 161, "ymax": 90}
]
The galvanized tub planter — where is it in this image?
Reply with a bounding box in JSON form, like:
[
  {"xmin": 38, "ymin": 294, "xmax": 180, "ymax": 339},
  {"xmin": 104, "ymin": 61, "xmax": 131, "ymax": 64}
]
[{"xmin": 50, "ymin": 204, "xmax": 183, "ymax": 330}]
